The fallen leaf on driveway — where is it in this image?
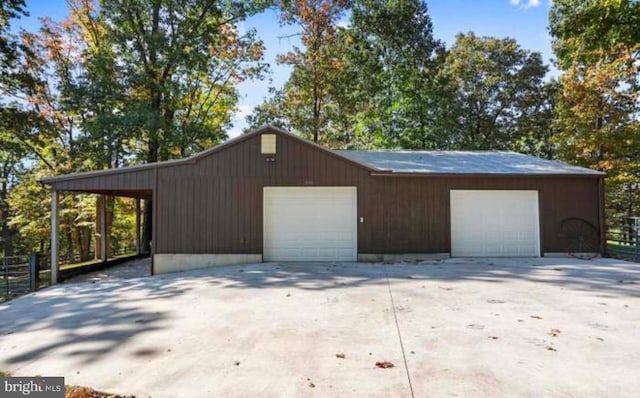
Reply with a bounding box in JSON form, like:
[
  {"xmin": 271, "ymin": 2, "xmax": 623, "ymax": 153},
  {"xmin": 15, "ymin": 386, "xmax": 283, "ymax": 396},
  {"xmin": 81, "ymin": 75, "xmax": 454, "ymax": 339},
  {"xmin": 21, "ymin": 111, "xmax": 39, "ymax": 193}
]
[
  {"xmin": 308, "ymin": 382, "xmax": 315, "ymax": 388},
  {"xmin": 336, "ymin": 353, "xmax": 345, "ymax": 359},
  {"xmin": 549, "ymin": 328, "xmax": 561, "ymax": 337},
  {"xmin": 530, "ymin": 315, "xmax": 543, "ymax": 320},
  {"xmin": 488, "ymin": 336, "xmax": 499, "ymax": 340},
  {"xmin": 375, "ymin": 361, "xmax": 394, "ymax": 369},
  {"xmin": 546, "ymin": 346, "xmax": 557, "ymax": 352}
]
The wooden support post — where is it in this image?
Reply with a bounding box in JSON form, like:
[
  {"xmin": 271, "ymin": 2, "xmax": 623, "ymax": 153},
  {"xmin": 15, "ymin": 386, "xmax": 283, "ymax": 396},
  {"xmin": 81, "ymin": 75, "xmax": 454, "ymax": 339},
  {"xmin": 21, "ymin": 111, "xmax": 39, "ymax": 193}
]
[
  {"xmin": 598, "ymin": 176, "xmax": 606, "ymax": 256},
  {"xmin": 100, "ymin": 195, "xmax": 107, "ymax": 262},
  {"xmin": 29, "ymin": 252, "xmax": 39, "ymax": 292},
  {"xmin": 135, "ymin": 198, "xmax": 141, "ymax": 255},
  {"xmin": 51, "ymin": 190, "xmax": 59, "ymax": 284}
]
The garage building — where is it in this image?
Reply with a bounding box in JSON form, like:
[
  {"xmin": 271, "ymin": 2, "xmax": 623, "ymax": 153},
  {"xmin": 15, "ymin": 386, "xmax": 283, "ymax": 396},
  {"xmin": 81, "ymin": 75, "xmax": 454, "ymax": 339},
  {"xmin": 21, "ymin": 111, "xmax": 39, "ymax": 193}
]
[{"xmin": 42, "ymin": 126, "xmax": 605, "ymax": 276}]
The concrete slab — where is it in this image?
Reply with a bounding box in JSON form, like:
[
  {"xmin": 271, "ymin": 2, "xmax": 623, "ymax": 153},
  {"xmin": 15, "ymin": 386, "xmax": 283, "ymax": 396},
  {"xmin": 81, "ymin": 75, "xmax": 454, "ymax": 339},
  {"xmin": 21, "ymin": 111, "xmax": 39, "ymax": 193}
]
[
  {"xmin": 0, "ymin": 258, "xmax": 638, "ymax": 397},
  {"xmin": 64, "ymin": 256, "xmax": 151, "ymax": 283}
]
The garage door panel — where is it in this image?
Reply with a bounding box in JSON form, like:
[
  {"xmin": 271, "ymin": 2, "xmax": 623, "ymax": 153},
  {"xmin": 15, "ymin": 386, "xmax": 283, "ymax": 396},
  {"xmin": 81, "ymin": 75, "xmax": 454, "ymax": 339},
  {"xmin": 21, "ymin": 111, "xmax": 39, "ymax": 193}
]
[
  {"xmin": 451, "ymin": 190, "xmax": 540, "ymax": 257},
  {"xmin": 264, "ymin": 187, "xmax": 357, "ymax": 262}
]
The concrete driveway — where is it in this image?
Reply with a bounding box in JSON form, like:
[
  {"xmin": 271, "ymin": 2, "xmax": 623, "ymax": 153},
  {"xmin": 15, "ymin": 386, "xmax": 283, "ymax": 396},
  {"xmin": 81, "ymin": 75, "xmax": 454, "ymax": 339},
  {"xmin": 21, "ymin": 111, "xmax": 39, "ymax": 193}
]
[{"xmin": 0, "ymin": 257, "xmax": 639, "ymax": 397}]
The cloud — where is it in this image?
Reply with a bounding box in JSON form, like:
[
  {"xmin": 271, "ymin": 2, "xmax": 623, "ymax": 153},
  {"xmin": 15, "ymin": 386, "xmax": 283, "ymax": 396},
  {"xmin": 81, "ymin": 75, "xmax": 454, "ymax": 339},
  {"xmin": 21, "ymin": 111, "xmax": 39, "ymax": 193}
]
[{"xmin": 510, "ymin": 0, "xmax": 541, "ymax": 8}]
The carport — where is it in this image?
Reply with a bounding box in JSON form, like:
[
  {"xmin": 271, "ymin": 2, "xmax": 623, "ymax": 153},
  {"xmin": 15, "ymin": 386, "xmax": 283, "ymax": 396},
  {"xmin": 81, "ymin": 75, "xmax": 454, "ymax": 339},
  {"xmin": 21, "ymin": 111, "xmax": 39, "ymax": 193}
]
[{"xmin": 41, "ymin": 166, "xmax": 155, "ymax": 283}]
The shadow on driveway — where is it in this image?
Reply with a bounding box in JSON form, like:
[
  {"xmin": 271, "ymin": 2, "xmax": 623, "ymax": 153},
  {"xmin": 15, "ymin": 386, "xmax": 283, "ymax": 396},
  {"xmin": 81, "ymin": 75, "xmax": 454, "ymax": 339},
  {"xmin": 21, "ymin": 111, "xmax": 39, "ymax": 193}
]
[
  {"xmin": 211, "ymin": 257, "xmax": 640, "ymax": 298},
  {"xmin": 0, "ymin": 257, "xmax": 637, "ymax": 370}
]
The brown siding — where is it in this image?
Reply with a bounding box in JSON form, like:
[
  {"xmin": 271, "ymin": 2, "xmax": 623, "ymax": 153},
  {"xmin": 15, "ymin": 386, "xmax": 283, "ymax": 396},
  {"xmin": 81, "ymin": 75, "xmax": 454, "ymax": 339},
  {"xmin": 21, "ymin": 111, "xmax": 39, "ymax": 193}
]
[
  {"xmin": 155, "ymin": 132, "xmax": 369, "ymax": 253},
  {"xmin": 51, "ymin": 168, "xmax": 154, "ymax": 198},
  {"xmin": 155, "ymin": 131, "xmax": 601, "ymax": 255},
  {"xmin": 358, "ymin": 176, "xmax": 600, "ymax": 253}
]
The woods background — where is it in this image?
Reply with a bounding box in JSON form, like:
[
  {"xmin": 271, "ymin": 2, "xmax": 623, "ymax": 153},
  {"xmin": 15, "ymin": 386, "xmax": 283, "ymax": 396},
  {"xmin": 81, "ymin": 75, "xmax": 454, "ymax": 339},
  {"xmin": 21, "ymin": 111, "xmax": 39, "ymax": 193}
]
[{"xmin": 0, "ymin": 0, "xmax": 638, "ymax": 260}]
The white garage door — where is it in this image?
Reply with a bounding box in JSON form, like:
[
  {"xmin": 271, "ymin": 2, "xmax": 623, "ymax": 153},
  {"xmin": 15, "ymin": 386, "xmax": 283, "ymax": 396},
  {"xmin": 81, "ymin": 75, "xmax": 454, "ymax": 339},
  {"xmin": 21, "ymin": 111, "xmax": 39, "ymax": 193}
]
[
  {"xmin": 450, "ymin": 190, "xmax": 540, "ymax": 257},
  {"xmin": 263, "ymin": 187, "xmax": 357, "ymax": 262}
]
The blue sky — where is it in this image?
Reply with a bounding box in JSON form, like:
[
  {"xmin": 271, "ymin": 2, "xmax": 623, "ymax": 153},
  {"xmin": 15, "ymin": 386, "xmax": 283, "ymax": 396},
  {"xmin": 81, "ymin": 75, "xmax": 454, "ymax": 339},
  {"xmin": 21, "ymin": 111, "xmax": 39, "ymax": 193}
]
[{"xmin": 16, "ymin": 0, "xmax": 555, "ymax": 138}]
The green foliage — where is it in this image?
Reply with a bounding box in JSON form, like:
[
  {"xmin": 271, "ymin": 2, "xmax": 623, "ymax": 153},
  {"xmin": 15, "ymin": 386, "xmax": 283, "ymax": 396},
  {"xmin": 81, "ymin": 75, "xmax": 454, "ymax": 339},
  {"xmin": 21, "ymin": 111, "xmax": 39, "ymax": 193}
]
[
  {"xmin": 249, "ymin": 1, "xmax": 550, "ymax": 153},
  {"xmin": 100, "ymin": 0, "xmax": 268, "ymax": 161},
  {"xmin": 0, "ymin": 0, "xmax": 27, "ymax": 83},
  {"xmin": 439, "ymin": 32, "xmax": 549, "ymax": 150},
  {"xmin": 247, "ymin": 0, "xmax": 351, "ymax": 145},
  {"xmin": 3, "ymin": 0, "xmax": 268, "ymax": 258},
  {"xmin": 346, "ymin": 0, "xmax": 444, "ymax": 149},
  {"xmin": 550, "ymin": 0, "xmax": 640, "ymax": 221},
  {"xmin": 4, "ymin": 0, "xmax": 639, "ymax": 258},
  {"xmin": 549, "ymin": 0, "xmax": 640, "ymax": 69},
  {"xmin": 1, "ymin": 0, "xmax": 30, "ymax": 256}
]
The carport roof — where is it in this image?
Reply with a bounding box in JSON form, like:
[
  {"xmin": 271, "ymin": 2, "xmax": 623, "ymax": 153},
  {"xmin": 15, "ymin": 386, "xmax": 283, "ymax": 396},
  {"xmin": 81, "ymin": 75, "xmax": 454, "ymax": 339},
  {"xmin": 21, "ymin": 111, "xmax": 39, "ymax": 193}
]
[{"xmin": 334, "ymin": 150, "xmax": 604, "ymax": 176}]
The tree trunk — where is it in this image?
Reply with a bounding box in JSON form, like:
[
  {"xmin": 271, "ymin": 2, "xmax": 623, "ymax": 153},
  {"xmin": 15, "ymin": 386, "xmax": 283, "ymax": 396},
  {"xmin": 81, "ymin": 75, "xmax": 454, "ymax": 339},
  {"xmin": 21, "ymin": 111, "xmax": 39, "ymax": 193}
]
[
  {"xmin": 1, "ymin": 163, "xmax": 14, "ymax": 257},
  {"xmin": 65, "ymin": 229, "xmax": 74, "ymax": 263}
]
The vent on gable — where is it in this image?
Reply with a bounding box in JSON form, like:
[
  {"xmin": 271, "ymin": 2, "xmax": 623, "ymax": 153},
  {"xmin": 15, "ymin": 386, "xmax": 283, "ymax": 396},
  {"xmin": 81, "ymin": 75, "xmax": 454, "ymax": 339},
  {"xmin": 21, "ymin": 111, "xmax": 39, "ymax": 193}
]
[{"xmin": 261, "ymin": 134, "xmax": 276, "ymax": 154}]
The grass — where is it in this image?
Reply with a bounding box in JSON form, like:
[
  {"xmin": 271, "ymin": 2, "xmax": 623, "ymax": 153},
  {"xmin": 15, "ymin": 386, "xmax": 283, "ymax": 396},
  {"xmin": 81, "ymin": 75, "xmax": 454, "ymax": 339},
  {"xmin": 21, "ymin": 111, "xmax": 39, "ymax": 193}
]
[{"xmin": 606, "ymin": 240, "xmax": 640, "ymax": 261}]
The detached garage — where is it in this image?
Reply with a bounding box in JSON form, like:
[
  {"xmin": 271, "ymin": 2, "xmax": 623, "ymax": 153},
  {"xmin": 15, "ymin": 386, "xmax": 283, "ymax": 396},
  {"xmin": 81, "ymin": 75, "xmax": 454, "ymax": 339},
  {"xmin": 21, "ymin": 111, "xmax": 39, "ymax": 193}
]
[{"xmin": 42, "ymin": 126, "xmax": 605, "ymax": 276}]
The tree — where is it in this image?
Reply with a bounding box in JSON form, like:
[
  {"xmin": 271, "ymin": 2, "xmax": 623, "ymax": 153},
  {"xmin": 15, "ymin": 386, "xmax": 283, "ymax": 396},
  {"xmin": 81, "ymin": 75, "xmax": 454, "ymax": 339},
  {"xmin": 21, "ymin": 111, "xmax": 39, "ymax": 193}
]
[
  {"xmin": 248, "ymin": 0, "xmax": 445, "ymax": 149},
  {"xmin": 549, "ymin": 0, "xmax": 640, "ymax": 70},
  {"xmin": 511, "ymin": 79, "xmax": 559, "ymax": 159},
  {"xmin": 549, "ymin": 0, "xmax": 640, "ymax": 221},
  {"xmin": 0, "ymin": 0, "xmax": 28, "ymax": 257},
  {"xmin": 346, "ymin": 0, "xmax": 444, "ymax": 149},
  {"xmin": 248, "ymin": 0, "xmax": 352, "ymax": 145},
  {"xmin": 438, "ymin": 32, "xmax": 548, "ymax": 150},
  {"xmin": 7, "ymin": 10, "xmax": 106, "ymax": 259},
  {"xmin": 97, "ymin": 0, "xmax": 268, "ymax": 250},
  {"xmin": 245, "ymin": 86, "xmax": 292, "ymax": 132},
  {"xmin": 5, "ymin": 0, "xmax": 268, "ymax": 258},
  {"xmin": 0, "ymin": 0, "xmax": 27, "ymax": 87}
]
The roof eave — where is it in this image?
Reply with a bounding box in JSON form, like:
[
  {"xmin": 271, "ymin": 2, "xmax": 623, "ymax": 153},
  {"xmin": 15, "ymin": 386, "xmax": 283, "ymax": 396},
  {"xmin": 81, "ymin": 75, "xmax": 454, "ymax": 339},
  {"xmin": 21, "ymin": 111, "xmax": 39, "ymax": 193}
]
[{"xmin": 40, "ymin": 125, "xmax": 381, "ymax": 185}]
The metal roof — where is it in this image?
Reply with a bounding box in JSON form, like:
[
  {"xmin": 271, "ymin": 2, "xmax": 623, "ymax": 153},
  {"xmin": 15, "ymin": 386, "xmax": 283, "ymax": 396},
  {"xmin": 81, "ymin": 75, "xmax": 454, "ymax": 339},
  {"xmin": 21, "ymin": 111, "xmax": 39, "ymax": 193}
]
[{"xmin": 334, "ymin": 150, "xmax": 604, "ymax": 175}]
